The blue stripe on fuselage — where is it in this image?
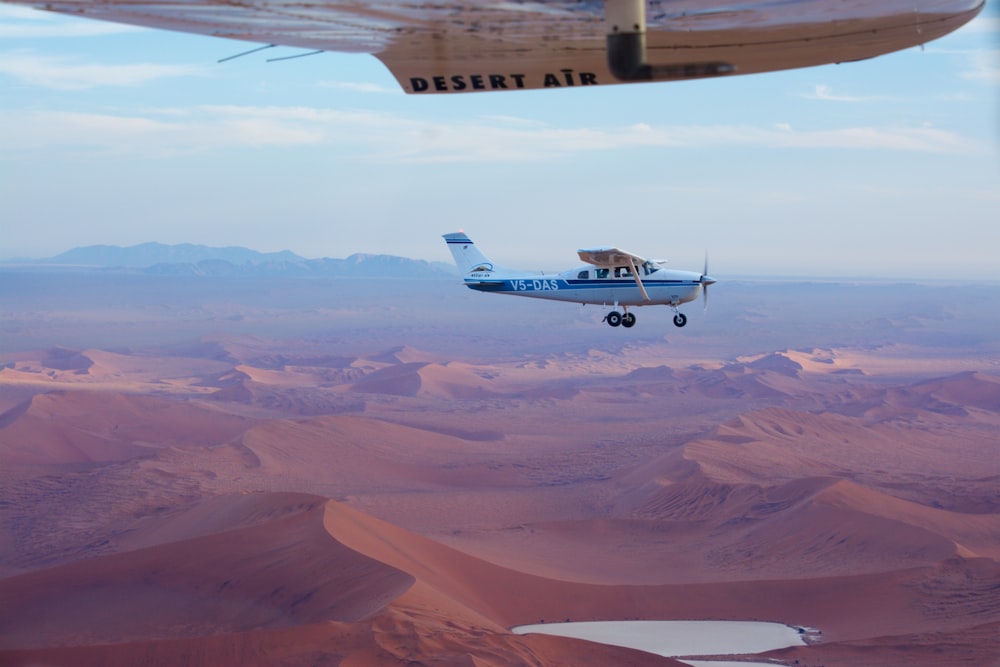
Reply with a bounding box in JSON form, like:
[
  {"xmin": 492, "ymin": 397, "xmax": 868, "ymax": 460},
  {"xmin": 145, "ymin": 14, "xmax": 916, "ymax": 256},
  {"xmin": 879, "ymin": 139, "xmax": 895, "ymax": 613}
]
[{"xmin": 464, "ymin": 278, "xmax": 698, "ymax": 292}]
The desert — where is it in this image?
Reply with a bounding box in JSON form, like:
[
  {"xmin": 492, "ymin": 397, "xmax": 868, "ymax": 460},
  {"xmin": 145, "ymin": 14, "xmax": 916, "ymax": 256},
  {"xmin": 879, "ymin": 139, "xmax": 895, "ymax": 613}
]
[{"xmin": 1, "ymin": 261, "xmax": 998, "ymax": 666}]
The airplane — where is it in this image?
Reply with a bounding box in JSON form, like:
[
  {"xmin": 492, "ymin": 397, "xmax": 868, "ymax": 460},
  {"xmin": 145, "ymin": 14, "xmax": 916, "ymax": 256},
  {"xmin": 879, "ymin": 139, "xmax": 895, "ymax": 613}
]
[
  {"xmin": 2, "ymin": 0, "xmax": 983, "ymax": 95},
  {"xmin": 443, "ymin": 232, "xmax": 715, "ymax": 329}
]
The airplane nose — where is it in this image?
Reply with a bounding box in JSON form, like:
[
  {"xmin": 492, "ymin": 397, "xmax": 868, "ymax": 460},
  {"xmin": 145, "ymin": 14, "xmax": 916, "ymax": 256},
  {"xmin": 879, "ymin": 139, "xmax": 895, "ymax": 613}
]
[{"xmin": 701, "ymin": 275, "xmax": 716, "ymax": 286}]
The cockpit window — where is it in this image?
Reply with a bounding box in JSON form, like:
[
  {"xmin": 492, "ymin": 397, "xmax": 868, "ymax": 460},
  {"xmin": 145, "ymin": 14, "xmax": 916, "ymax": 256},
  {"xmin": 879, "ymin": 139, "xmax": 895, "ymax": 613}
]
[
  {"xmin": 577, "ymin": 270, "xmax": 589, "ymax": 279},
  {"xmin": 595, "ymin": 268, "xmax": 609, "ymax": 279}
]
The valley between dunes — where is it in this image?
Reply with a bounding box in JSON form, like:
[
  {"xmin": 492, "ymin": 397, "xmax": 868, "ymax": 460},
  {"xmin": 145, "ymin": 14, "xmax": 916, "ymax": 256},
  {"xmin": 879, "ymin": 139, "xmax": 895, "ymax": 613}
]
[{"xmin": 1, "ymin": 276, "xmax": 999, "ymax": 666}]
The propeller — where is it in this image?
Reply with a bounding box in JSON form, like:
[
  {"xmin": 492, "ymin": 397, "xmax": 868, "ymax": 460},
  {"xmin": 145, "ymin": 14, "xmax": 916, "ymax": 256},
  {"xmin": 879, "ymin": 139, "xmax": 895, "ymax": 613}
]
[{"xmin": 699, "ymin": 252, "xmax": 716, "ymax": 311}]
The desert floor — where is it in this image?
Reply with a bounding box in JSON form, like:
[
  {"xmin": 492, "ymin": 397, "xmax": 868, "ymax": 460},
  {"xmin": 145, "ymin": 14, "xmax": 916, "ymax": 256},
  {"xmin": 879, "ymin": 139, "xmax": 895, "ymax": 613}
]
[{"xmin": 2, "ymin": 270, "xmax": 999, "ymax": 666}]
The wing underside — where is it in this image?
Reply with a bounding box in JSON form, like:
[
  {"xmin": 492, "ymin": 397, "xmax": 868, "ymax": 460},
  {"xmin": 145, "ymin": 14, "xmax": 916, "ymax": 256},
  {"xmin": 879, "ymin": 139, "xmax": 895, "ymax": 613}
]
[
  {"xmin": 578, "ymin": 247, "xmax": 651, "ymax": 301},
  {"xmin": 577, "ymin": 247, "xmax": 648, "ymax": 268},
  {"xmin": 6, "ymin": 0, "xmax": 984, "ymax": 93}
]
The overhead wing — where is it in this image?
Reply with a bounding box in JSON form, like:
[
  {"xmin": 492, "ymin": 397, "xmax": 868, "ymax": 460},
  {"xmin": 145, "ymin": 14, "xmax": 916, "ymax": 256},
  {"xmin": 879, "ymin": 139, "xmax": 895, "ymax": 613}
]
[
  {"xmin": 578, "ymin": 247, "xmax": 650, "ymax": 301},
  {"xmin": 4, "ymin": 0, "xmax": 983, "ymax": 94},
  {"xmin": 577, "ymin": 247, "xmax": 648, "ymax": 268}
]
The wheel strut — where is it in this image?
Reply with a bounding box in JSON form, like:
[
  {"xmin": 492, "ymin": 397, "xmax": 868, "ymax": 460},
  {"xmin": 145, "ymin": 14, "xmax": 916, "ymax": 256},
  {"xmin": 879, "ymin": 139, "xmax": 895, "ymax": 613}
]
[{"xmin": 605, "ymin": 0, "xmax": 736, "ymax": 81}]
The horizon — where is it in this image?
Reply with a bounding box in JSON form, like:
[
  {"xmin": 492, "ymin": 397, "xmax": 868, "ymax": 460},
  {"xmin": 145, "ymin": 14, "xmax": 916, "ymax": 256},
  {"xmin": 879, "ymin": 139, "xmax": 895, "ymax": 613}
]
[
  {"xmin": 5, "ymin": 238, "xmax": 1000, "ymax": 284},
  {"xmin": 1, "ymin": 5, "xmax": 998, "ymax": 280}
]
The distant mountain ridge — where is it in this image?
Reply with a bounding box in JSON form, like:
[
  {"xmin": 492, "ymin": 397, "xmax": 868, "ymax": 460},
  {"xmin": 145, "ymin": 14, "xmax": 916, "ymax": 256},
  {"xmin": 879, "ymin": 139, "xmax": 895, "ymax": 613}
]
[
  {"xmin": 6, "ymin": 243, "xmax": 456, "ymax": 278},
  {"xmin": 42, "ymin": 242, "xmax": 304, "ymax": 267}
]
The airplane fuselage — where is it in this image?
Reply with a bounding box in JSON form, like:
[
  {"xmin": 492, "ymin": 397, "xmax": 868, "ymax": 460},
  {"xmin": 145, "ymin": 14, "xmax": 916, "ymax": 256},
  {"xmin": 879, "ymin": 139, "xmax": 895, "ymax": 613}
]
[{"xmin": 464, "ymin": 266, "xmax": 704, "ymax": 308}]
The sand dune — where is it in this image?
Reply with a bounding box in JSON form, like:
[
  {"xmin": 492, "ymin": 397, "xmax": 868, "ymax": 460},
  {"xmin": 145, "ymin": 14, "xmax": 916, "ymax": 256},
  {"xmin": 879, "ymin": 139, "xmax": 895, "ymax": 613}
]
[
  {"xmin": 234, "ymin": 414, "xmax": 526, "ymax": 496},
  {"xmin": 0, "ymin": 616, "xmax": 683, "ymax": 667},
  {"xmin": 2, "ymin": 306, "xmax": 999, "ymax": 666},
  {"xmin": 704, "ymin": 484, "xmax": 962, "ymax": 577},
  {"xmin": 816, "ymin": 480, "xmax": 1000, "ymax": 560},
  {"xmin": 0, "ymin": 492, "xmax": 695, "ymax": 665},
  {"xmin": 687, "ymin": 404, "xmax": 1000, "ymax": 488},
  {"xmin": 733, "ymin": 351, "xmax": 804, "ymax": 376},
  {"xmin": 0, "ymin": 494, "xmax": 414, "ymax": 649},
  {"xmin": 203, "ymin": 364, "xmax": 369, "ymax": 416},
  {"xmin": 7, "ymin": 490, "xmax": 986, "ymax": 665},
  {"xmin": 0, "ymin": 390, "xmax": 253, "ymax": 466},
  {"xmin": 347, "ymin": 361, "xmax": 430, "ymax": 396},
  {"xmin": 347, "ymin": 360, "xmax": 501, "ymax": 398},
  {"xmin": 893, "ymin": 371, "xmax": 1000, "ymax": 414},
  {"xmin": 37, "ymin": 347, "xmax": 94, "ymax": 372},
  {"xmin": 367, "ymin": 345, "xmax": 440, "ymax": 365}
]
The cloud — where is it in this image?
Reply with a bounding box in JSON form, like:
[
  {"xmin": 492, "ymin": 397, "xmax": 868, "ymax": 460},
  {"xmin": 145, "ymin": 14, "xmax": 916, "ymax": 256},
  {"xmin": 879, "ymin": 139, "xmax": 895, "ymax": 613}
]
[
  {"xmin": 316, "ymin": 80, "xmax": 399, "ymax": 94},
  {"xmin": 0, "ymin": 5, "xmax": 144, "ymax": 37},
  {"xmin": 803, "ymin": 84, "xmax": 889, "ymax": 103},
  {"xmin": 0, "ymin": 105, "xmax": 983, "ymax": 159},
  {"xmin": 0, "ymin": 108, "xmax": 325, "ymax": 155},
  {"xmin": 0, "ymin": 52, "xmax": 208, "ymax": 89},
  {"xmin": 959, "ymin": 48, "xmax": 1000, "ymax": 84},
  {"xmin": 957, "ymin": 15, "xmax": 1000, "ymax": 35}
]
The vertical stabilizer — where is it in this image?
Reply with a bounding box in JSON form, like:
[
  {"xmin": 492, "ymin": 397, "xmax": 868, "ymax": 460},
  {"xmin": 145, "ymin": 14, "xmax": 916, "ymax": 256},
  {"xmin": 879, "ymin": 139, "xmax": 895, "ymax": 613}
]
[{"xmin": 442, "ymin": 232, "xmax": 496, "ymax": 275}]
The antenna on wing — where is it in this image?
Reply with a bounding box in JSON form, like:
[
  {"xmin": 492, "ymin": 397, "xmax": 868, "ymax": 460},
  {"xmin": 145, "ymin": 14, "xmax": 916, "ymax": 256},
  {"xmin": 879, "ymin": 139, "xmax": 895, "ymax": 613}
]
[
  {"xmin": 218, "ymin": 44, "xmax": 277, "ymax": 63},
  {"xmin": 267, "ymin": 50, "xmax": 325, "ymax": 62}
]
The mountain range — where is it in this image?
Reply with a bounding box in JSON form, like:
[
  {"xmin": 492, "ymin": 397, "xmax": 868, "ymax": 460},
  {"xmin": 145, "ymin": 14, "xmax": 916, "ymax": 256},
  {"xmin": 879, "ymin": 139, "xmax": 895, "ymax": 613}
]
[{"xmin": 4, "ymin": 242, "xmax": 456, "ymax": 278}]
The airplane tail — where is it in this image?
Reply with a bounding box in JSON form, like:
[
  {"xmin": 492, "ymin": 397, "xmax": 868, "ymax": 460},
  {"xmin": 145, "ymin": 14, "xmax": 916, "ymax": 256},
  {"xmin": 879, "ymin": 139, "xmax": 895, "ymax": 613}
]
[{"xmin": 442, "ymin": 232, "xmax": 497, "ymax": 275}]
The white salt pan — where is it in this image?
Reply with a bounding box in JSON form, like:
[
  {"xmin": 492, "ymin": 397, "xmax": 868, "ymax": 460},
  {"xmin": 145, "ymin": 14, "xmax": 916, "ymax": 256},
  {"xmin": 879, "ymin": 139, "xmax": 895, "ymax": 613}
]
[{"xmin": 512, "ymin": 620, "xmax": 805, "ymax": 663}]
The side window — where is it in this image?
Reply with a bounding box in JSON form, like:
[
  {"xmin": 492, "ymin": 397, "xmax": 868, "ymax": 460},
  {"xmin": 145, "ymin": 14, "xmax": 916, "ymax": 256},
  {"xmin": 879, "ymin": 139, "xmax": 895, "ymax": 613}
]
[
  {"xmin": 615, "ymin": 266, "xmax": 632, "ymax": 278},
  {"xmin": 595, "ymin": 268, "xmax": 609, "ymax": 279},
  {"xmin": 577, "ymin": 270, "xmax": 589, "ymax": 280}
]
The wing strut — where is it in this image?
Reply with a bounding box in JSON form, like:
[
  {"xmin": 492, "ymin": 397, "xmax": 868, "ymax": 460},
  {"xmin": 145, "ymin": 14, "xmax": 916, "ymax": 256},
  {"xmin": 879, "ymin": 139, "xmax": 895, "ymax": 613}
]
[
  {"xmin": 626, "ymin": 256, "xmax": 650, "ymax": 302},
  {"xmin": 605, "ymin": 0, "xmax": 735, "ymax": 81}
]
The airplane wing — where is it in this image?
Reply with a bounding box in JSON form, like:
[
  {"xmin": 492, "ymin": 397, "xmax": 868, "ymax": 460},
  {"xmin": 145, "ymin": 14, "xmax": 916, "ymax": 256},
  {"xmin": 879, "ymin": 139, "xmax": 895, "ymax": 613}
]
[
  {"xmin": 577, "ymin": 247, "xmax": 648, "ymax": 268},
  {"xmin": 4, "ymin": 0, "xmax": 983, "ymax": 94},
  {"xmin": 578, "ymin": 247, "xmax": 650, "ymax": 301}
]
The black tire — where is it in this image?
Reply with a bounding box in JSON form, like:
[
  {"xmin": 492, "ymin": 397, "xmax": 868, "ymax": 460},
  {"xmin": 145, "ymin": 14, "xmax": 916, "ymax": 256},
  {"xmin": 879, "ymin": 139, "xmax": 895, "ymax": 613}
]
[
  {"xmin": 606, "ymin": 311, "xmax": 622, "ymax": 327},
  {"xmin": 622, "ymin": 312, "xmax": 636, "ymax": 328},
  {"xmin": 673, "ymin": 313, "xmax": 687, "ymax": 328}
]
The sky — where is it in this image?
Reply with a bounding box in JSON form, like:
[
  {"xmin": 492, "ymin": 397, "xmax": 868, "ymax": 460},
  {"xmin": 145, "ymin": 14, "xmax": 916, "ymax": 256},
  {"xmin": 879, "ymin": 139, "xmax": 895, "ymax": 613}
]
[{"xmin": 0, "ymin": 3, "xmax": 998, "ymax": 279}]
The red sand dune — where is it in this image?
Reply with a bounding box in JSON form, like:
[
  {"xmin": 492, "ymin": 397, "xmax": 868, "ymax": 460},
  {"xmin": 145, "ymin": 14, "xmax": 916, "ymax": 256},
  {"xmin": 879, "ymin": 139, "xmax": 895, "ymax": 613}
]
[
  {"xmin": 0, "ymin": 494, "xmax": 412, "ymax": 648},
  {"xmin": 2, "ymin": 333, "xmax": 998, "ymax": 666},
  {"xmin": 6, "ymin": 489, "xmax": 995, "ymax": 665},
  {"xmin": 686, "ymin": 405, "xmax": 1000, "ymax": 487},
  {"xmin": 347, "ymin": 361, "xmax": 500, "ymax": 398},
  {"xmin": 0, "ymin": 390, "xmax": 253, "ymax": 466}
]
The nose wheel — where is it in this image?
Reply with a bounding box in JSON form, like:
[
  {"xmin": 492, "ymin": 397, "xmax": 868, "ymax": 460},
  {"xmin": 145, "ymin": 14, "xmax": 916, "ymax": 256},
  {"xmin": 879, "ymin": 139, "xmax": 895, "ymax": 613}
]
[{"xmin": 673, "ymin": 312, "xmax": 687, "ymax": 327}]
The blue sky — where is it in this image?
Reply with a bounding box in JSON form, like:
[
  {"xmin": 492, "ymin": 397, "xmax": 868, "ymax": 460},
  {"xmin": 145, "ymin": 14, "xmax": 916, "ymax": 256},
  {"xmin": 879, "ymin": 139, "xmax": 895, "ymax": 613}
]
[{"xmin": 1, "ymin": 3, "xmax": 997, "ymax": 278}]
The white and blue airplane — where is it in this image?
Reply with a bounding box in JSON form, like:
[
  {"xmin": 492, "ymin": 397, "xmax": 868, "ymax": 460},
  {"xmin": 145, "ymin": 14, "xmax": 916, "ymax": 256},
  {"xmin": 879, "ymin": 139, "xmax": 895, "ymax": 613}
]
[{"xmin": 443, "ymin": 232, "xmax": 715, "ymax": 329}]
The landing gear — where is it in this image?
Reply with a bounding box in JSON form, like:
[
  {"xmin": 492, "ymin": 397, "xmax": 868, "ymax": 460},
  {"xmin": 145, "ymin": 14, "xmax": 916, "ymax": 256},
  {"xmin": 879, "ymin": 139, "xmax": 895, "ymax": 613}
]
[
  {"xmin": 604, "ymin": 309, "xmax": 637, "ymax": 328},
  {"xmin": 604, "ymin": 0, "xmax": 735, "ymax": 82},
  {"xmin": 673, "ymin": 313, "xmax": 687, "ymax": 328}
]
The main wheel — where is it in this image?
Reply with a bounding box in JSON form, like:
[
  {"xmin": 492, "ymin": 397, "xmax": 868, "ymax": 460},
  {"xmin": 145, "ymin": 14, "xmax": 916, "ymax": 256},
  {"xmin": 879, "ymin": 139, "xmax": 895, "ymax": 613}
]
[
  {"xmin": 606, "ymin": 311, "xmax": 622, "ymax": 327},
  {"xmin": 673, "ymin": 313, "xmax": 687, "ymax": 328},
  {"xmin": 622, "ymin": 312, "xmax": 636, "ymax": 328}
]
